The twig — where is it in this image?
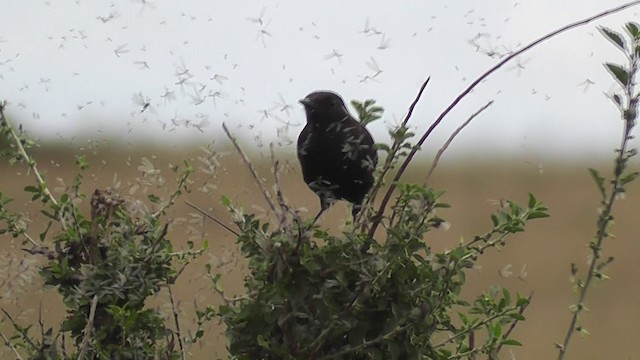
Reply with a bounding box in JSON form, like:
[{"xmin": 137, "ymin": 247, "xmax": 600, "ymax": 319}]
[
  {"xmin": 153, "ymin": 166, "xmax": 191, "ymax": 218},
  {"xmin": 0, "ymin": 102, "xmax": 66, "ymax": 232},
  {"xmin": 222, "ymin": 123, "xmax": 278, "ymax": 216},
  {"xmin": 269, "ymin": 142, "xmax": 288, "ymax": 229},
  {"xmin": 1, "ymin": 308, "xmax": 37, "ymax": 351},
  {"xmin": 269, "ymin": 143, "xmax": 305, "ymax": 251},
  {"xmin": 424, "ymin": 101, "xmax": 493, "ymax": 185},
  {"xmin": 168, "ymin": 286, "xmax": 186, "ymax": 360},
  {"xmin": 557, "ymin": 20, "xmax": 639, "ymax": 358},
  {"xmin": 432, "ymin": 304, "xmax": 523, "ymax": 348},
  {"xmin": 367, "ymin": 0, "xmax": 640, "ymax": 238},
  {"xmin": 316, "ymin": 325, "xmax": 409, "ymax": 360},
  {"xmin": 493, "ymin": 292, "xmax": 533, "ymax": 357},
  {"xmin": 184, "ymin": 200, "xmax": 240, "ymax": 237},
  {"xmin": 0, "ymin": 329, "xmax": 23, "ymax": 360},
  {"xmin": 77, "ymin": 295, "xmax": 99, "ymax": 360},
  {"xmin": 362, "ymin": 78, "xmax": 431, "ymax": 221}
]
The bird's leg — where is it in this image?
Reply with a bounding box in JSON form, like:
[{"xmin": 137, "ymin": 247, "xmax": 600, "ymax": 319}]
[
  {"xmin": 307, "ymin": 195, "xmax": 330, "ymax": 229},
  {"xmin": 309, "ymin": 208, "xmax": 325, "ymax": 228}
]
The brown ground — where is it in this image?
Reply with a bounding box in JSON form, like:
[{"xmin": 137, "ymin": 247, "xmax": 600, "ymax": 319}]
[{"xmin": 0, "ymin": 145, "xmax": 638, "ymax": 359}]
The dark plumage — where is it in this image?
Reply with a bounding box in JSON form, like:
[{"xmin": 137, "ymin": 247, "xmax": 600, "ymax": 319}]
[{"xmin": 297, "ymin": 91, "xmax": 378, "ymax": 221}]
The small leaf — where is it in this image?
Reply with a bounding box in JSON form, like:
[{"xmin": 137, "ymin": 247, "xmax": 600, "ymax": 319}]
[
  {"xmin": 501, "ymin": 339, "xmax": 523, "ymax": 346},
  {"xmin": 612, "ymin": 94, "xmax": 622, "ymax": 106},
  {"xmin": 625, "ymin": 22, "xmax": 639, "ymax": 38},
  {"xmin": 620, "ymin": 171, "xmax": 639, "ymax": 186},
  {"xmin": 588, "ymin": 168, "xmax": 606, "ymax": 198},
  {"xmin": 24, "ymin": 185, "xmax": 39, "ymax": 193},
  {"xmin": 493, "ymin": 323, "xmax": 502, "ymax": 338},
  {"xmin": 220, "ymin": 195, "xmax": 231, "ymax": 207},
  {"xmin": 599, "ymin": 26, "xmax": 626, "ymax": 50},
  {"xmin": 527, "ymin": 211, "xmax": 550, "ymax": 220},
  {"xmin": 604, "ymin": 63, "xmax": 630, "ymax": 88}
]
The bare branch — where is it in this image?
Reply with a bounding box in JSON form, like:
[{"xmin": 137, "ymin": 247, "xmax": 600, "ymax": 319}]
[
  {"xmin": 424, "ymin": 101, "xmax": 494, "ymax": 185},
  {"xmin": 222, "ymin": 122, "xmax": 278, "ymax": 216},
  {"xmin": 77, "ymin": 295, "xmax": 99, "ymax": 360},
  {"xmin": 168, "ymin": 286, "xmax": 186, "ymax": 360},
  {"xmin": 184, "ymin": 200, "xmax": 240, "ymax": 237}
]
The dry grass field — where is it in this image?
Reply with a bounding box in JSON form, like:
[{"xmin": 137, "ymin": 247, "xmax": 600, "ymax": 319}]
[{"xmin": 0, "ymin": 145, "xmax": 639, "ymax": 359}]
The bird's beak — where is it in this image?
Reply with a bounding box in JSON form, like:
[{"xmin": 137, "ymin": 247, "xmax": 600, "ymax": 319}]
[{"xmin": 299, "ymin": 98, "xmax": 313, "ymax": 108}]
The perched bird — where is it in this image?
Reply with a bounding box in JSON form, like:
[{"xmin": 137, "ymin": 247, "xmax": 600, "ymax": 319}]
[{"xmin": 297, "ymin": 91, "xmax": 377, "ymax": 223}]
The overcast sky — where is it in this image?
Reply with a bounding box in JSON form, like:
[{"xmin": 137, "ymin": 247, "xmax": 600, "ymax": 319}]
[{"xmin": 1, "ymin": 1, "xmax": 639, "ymax": 161}]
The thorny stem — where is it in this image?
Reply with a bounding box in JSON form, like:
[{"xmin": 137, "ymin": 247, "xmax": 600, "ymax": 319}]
[
  {"xmin": 367, "ymin": 0, "xmax": 640, "ymax": 238},
  {"xmin": 557, "ymin": 29, "xmax": 639, "ymax": 359}
]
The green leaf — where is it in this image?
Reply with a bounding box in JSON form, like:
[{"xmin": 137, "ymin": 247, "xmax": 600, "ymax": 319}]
[
  {"xmin": 493, "ymin": 323, "xmax": 502, "ymax": 338},
  {"xmin": 604, "ymin": 63, "xmax": 630, "ymax": 88},
  {"xmin": 527, "ymin": 211, "xmax": 550, "ymax": 220},
  {"xmin": 625, "ymin": 22, "xmax": 639, "ymax": 38},
  {"xmin": 612, "ymin": 94, "xmax": 623, "ymax": 106},
  {"xmin": 220, "ymin": 195, "xmax": 231, "ymax": 207},
  {"xmin": 256, "ymin": 335, "xmax": 270, "ymax": 349},
  {"xmin": 24, "ymin": 185, "xmax": 39, "ymax": 193},
  {"xmin": 148, "ymin": 194, "xmax": 161, "ymax": 203},
  {"xmin": 516, "ymin": 297, "xmax": 530, "ymax": 307},
  {"xmin": 588, "ymin": 168, "xmax": 606, "ymax": 198},
  {"xmin": 501, "ymin": 339, "xmax": 522, "ymax": 346},
  {"xmin": 599, "ymin": 26, "xmax": 626, "ymax": 50},
  {"xmin": 620, "ymin": 171, "xmax": 639, "ymax": 186}
]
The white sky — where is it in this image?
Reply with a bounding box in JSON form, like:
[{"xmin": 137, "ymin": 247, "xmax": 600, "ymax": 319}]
[{"xmin": 1, "ymin": 0, "xmax": 639, "ymax": 161}]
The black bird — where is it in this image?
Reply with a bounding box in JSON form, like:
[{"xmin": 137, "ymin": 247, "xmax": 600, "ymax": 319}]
[{"xmin": 297, "ymin": 91, "xmax": 377, "ymax": 223}]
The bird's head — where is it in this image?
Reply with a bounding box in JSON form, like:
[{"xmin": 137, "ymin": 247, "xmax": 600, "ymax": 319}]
[{"xmin": 299, "ymin": 91, "xmax": 349, "ymax": 124}]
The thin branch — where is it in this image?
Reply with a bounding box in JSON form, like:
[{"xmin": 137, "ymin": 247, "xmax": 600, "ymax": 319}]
[
  {"xmin": 222, "ymin": 122, "xmax": 278, "ymax": 216},
  {"xmin": 153, "ymin": 167, "xmax": 191, "ymax": 218},
  {"xmin": 433, "ymin": 304, "xmax": 523, "ymax": 348},
  {"xmin": 0, "ymin": 329, "xmax": 23, "ymax": 360},
  {"xmin": 184, "ymin": 200, "xmax": 240, "ymax": 237},
  {"xmin": 361, "ymin": 77, "xmax": 431, "ymax": 224},
  {"xmin": 316, "ymin": 325, "xmax": 409, "ymax": 360},
  {"xmin": 168, "ymin": 286, "xmax": 186, "ymax": 360},
  {"xmin": 0, "ymin": 103, "xmax": 58, "ymax": 208},
  {"xmin": 77, "ymin": 295, "xmax": 99, "ymax": 360},
  {"xmin": 494, "ymin": 292, "xmax": 533, "ymax": 357},
  {"xmin": 1, "ymin": 308, "xmax": 37, "ymax": 351},
  {"xmin": 558, "ymin": 21, "xmax": 639, "ymax": 359},
  {"xmin": 424, "ymin": 101, "xmax": 494, "ymax": 185},
  {"xmin": 269, "ymin": 143, "xmax": 305, "ymax": 251},
  {"xmin": 367, "ymin": 0, "xmax": 640, "ymax": 238}
]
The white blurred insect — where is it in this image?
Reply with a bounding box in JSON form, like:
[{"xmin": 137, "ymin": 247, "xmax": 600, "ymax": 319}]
[
  {"xmin": 210, "ymin": 73, "xmax": 228, "ymax": 85},
  {"xmin": 247, "ymin": 7, "xmax": 267, "ymax": 26},
  {"xmin": 271, "ymin": 93, "xmax": 292, "ymax": 116},
  {"xmin": 114, "ymin": 44, "xmax": 129, "ymax": 57},
  {"xmin": 160, "ymin": 88, "xmax": 176, "ymax": 104},
  {"xmin": 377, "ymin": 34, "xmax": 391, "ymax": 50},
  {"xmin": 324, "ymin": 49, "xmax": 343, "ymax": 63},
  {"xmin": 359, "ymin": 57, "xmax": 382, "ymax": 83},
  {"xmin": 131, "ymin": 92, "xmax": 153, "ymax": 113}
]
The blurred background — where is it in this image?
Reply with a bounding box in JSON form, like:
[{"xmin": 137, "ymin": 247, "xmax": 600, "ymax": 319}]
[{"xmin": 1, "ymin": 0, "xmax": 640, "ymax": 358}]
